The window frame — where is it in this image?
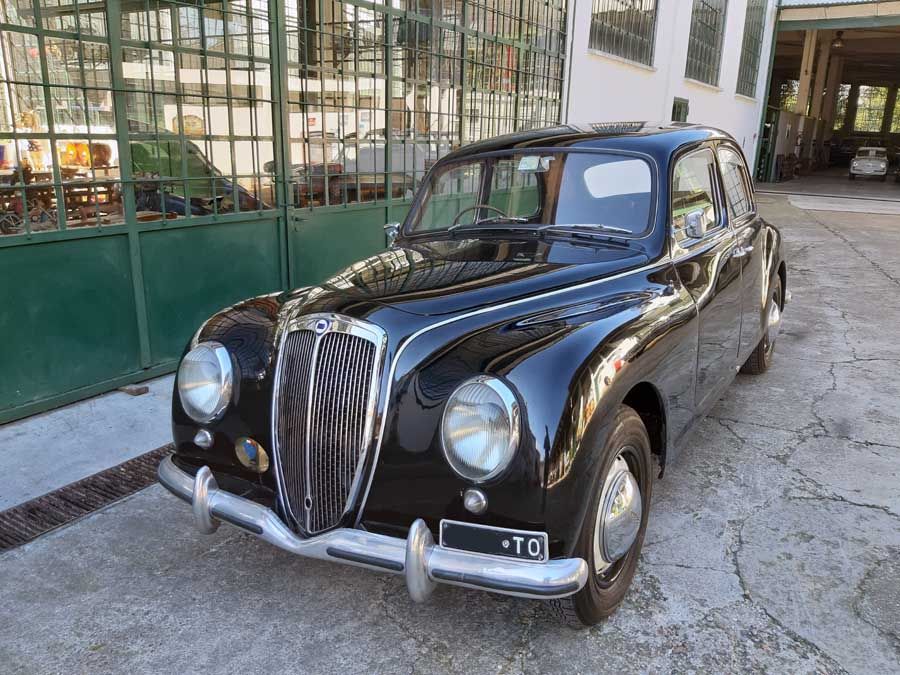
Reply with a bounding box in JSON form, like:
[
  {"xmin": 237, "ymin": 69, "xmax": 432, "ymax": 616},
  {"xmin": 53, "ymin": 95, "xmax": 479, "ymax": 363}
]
[
  {"xmin": 684, "ymin": 0, "xmax": 729, "ymax": 87},
  {"xmin": 672, "ymin": 97, "xmax": 690, "ymax": 123},
  {"xmin": 714, "ymin": 141, "xmax": 755, "ymax": 225},
  {"xmin": 669, "ymin": 143, "xmax": 727, "ymax": 253},
  {"xmin": 735, "ymin": 0, "xmax": 766, "ymax": 98},
  {"xmin": 588, "ymin": 0, "xmax": 660, "ymax": 68}
]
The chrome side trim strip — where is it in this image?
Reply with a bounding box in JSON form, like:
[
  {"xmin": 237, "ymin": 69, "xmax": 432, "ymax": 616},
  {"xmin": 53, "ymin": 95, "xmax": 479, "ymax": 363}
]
[
  {"xmin": 355, "ymin": 258, "xmax": 671, "ymax": 523},
  {"xmin": 159, "ymin": 456, "xmax": 588, "ymax": 601}
]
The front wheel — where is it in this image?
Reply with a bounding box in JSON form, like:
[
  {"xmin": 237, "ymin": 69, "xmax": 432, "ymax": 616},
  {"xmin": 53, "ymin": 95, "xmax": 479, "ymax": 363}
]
[
  {"xmin": 741, "ymin": 276, "xmax": 782, "ymax": 375},
  {"xmin": 548, "ymin": 405, "xmax": 652, "ymax": 627}
]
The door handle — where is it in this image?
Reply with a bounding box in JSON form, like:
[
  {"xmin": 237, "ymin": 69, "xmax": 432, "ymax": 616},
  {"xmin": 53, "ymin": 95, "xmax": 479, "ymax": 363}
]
[{"xmin": 732, "ymin": 244, "xmax": 753, "ymax": 259}]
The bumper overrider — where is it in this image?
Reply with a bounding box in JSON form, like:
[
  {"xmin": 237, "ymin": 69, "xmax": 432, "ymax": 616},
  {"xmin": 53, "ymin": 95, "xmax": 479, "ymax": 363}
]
[{"xmin": 158, "ymin": 455, "xmax": 589, "ymax": 601}]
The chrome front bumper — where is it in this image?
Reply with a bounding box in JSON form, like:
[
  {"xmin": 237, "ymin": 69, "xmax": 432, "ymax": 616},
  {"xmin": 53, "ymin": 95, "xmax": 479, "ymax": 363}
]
[{"xmin": 157, "ymin": 456, "xmax": 588, "ymax": 601}]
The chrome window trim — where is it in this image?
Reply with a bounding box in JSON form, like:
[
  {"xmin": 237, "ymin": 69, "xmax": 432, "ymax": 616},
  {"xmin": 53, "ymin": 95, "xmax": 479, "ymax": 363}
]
[
  {"xmin": 715, "ymin": 142, "xmax": 756, "ymax": 222},
  {"xmin": 670, "ymin": 145, "xmax": 729, "ymax": 259},
  {"xmin": 270, "ymin": 312, "xmax": 387, "ymax": 532},
  {"xmin": 355, "ymin": 257, "xmax": 671, "ymax": 524}
]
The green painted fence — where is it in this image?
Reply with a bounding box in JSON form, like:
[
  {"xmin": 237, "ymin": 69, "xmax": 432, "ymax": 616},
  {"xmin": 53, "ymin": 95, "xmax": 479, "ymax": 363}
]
[{"xmin": 0, "ymin": 0, "xmax": 566, "ymax": 423}]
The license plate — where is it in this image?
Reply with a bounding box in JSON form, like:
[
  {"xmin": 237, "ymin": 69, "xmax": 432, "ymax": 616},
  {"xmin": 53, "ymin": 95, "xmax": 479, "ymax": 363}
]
[{"xmin": 439, "ymin": 519, "xmax": 548, "ymax": 563}]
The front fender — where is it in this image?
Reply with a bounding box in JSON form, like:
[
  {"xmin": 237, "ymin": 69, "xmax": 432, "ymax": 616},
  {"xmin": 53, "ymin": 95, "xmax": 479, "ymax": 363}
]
[{"xmin": 362, "ymin": 262, "xmax": 697, "ymax": 556}]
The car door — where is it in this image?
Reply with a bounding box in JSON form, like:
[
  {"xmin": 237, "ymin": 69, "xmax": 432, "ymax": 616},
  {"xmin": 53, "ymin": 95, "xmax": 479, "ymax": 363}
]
[
  {"xmin": 716, "ymin": 144, "xmax": 767, "ymax": 361},
  {"xmin": 670, "ymin": 146, "xmax": 743, "ymax": 413}
]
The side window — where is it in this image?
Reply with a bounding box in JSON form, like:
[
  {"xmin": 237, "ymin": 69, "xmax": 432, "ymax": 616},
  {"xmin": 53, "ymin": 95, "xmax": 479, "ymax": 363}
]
[
  {"xmin": 717, "ymin": 146, "xmax": 753, "ymax": 220},
  {"xmin": 671, "ymin": 148, "xmax": 718, "ymax": 242}
]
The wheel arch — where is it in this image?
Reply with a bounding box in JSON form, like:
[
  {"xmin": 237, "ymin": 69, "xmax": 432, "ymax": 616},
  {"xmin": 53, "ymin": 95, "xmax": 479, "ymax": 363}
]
[{"xmin": 621, "ymin": 381, "xmax": 667, "ymax": 477}]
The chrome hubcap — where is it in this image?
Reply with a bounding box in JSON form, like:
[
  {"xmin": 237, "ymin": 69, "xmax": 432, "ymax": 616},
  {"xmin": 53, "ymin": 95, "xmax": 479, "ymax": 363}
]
[
  {"xmin": 767, "ymin": 296, "xmax": 782, "ymax": 347},
  {"xmin": 593, "ymin": 453, "xmax": 642, "ymax": 574}
]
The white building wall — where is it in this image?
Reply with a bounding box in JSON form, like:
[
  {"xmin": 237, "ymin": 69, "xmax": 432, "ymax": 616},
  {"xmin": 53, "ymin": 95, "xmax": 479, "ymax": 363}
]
[{"xmin": 564, "ymin": 0, "xmax": 780, "ymax": 165}]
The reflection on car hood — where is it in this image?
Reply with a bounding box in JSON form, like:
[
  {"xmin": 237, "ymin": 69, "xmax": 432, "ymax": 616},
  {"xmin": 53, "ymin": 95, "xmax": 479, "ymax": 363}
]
[{"xmin": 281, "ymin": 236, "xmax": 650, "ymax": 318}]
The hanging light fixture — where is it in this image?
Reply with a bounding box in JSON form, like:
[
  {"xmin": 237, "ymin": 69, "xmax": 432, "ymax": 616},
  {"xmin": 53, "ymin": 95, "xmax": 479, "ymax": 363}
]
[{"xmin": 831, "ymin": 31, "xmax": 845, "ymax": 49}]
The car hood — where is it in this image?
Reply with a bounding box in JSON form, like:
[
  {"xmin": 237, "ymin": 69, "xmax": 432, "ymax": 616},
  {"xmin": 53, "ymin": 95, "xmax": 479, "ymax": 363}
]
[{"xmin": 280, "ymin": 236, "xmax": 651, "ymax": 318}]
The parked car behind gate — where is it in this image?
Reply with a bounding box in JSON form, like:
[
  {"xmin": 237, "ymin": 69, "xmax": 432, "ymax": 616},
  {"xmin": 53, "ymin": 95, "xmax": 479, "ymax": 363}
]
[{"xmin": 158, "ymin": 123, "xmax": 787, "ymax": 627}]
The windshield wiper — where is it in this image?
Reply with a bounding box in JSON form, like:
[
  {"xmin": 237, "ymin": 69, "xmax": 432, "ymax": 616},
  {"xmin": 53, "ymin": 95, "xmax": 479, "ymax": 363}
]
[
  {"xmin": 537, "ymin": 223, "xmax": 634, "ymax": 236},
  {"xmin": 447, "ymin": 217, "xmax": 531, "ymax": 232}
]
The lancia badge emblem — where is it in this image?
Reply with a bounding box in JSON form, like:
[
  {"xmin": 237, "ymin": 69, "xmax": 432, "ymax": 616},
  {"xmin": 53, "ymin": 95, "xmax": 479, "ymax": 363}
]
[{"xmin": 314, "ymin": 318, "xmax": 330, "ymax": 335}]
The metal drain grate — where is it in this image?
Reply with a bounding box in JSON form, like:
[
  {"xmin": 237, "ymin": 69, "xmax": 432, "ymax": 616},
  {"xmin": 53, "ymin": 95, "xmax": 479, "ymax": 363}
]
[{"xmin": 0, "ymin": 445, "xmax": 172, "ymax": 552}]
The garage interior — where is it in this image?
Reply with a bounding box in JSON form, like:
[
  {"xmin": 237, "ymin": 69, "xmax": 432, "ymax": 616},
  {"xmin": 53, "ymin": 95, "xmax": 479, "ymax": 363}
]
[{"xmin": 758, "ymin": 18, "xmax": 900, "ymax": 201}]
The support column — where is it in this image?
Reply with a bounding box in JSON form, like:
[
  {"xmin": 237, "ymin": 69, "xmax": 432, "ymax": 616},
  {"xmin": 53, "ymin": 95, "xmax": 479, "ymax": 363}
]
[
  {"xmin": 821, "ymin": 55, "xmax": 845, "ymax": 135},
  {"xmin": 794, "ymin": 30, "xmax": 818, "ymax": 117},
  {"xmin": 808, "ymin": 33, "xmax": 831, "ymax": 166},
  {"xmin": 810, "ymin": 32, "xmax": 831, "ymax": 120},
  {"xmin": 819, "ymin": 55, "xmax": 844, "ymax": 167}
]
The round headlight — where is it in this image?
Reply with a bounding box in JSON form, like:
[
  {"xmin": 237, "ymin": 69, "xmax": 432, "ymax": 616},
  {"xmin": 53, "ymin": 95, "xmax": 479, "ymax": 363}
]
[
  {"xmin": 177, "ymin": 341, "xmax": 233, "ymax": 423},
  {"xmin": 441, "ymin": 376, "xmax": 520, "ymax": 483}
]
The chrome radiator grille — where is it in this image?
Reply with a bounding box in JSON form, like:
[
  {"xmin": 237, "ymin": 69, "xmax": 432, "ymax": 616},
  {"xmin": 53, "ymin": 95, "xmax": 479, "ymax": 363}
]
[{"xmin": 273, "ymin": 316, "xmax": 384, "ymax": 534}]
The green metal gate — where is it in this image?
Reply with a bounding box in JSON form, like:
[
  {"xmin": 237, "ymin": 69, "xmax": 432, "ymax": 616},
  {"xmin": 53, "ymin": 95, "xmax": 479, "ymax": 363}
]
[{"xmin": 0, "ymin": 0, "xmax": 566, "ymax": 423}]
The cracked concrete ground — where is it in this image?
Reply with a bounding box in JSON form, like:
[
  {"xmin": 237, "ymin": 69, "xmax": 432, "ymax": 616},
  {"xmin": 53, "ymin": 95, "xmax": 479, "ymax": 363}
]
[{"xmin": 1, "ymin": 195, "xmax": 898, "ymax": 674}]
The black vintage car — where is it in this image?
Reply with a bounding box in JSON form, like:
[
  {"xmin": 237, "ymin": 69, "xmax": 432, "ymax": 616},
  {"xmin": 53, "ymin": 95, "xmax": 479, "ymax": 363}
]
[{"xmin": 159, "ymin": 123, "xmax": 787, "ymax": 626}]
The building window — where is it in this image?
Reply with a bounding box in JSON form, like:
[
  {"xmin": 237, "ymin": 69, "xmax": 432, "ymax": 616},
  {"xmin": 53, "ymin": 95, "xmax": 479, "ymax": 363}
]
[
  {"xmin": 0, "ymin": 3, "xmax": 120, "ymax": 236},
  {"xmin": 588, "ymin": 0, "xmax": 658, "ymax": 67},
  {"xmin": 853, "ymin": 85, "xmax": 889, "ymax": 133},
  {"xmin": 833, "ymin": 83, "xmax": 851, "ymax": 130},
  {"xmin": 282, "ymin": 0, "xmax": 567, "ymax": 208},
  {"xmin": 736, "ymin": 0, "xmax": 766, "ymax": 98},
  {"xmin": 778, "ymin": 80, "xmax": 799, "ymax": 112},
  {"xmin": 685, "ymin": 0, "xmax": 728, "ymax": 86},
  {"xmin": 892, "ymin": 95, "xmax": 900, "ymax": 133},
  {"xmin": 672, "ymin": 97, "xmax": 689, "ymax": 122},
  {"xmin": 120, "ymin": 1, "xmax": 276, "ymax": 221}
]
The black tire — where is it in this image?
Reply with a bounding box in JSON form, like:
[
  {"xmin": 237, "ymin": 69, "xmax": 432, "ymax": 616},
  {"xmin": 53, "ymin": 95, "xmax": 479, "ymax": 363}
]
[
  {"xmin": 880, "ymin": 174, "xmax": 887, "ymax": 182},
  {"xmin": 849, "ymin": 173, "xmax": 856, "ymax": 180},
  {"xmin": 548, "ymin": 405, "xmax": 652, "ymax": 627},
  {"xmin": 741, "ymin": 276, "xmax": 782, "ymax": 375}
]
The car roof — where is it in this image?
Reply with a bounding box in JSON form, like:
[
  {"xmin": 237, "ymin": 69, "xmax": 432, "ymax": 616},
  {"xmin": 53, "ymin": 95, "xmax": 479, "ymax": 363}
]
[{"xmin": 439, "ymin": 122, "xmax": 737, "ymax": 163}]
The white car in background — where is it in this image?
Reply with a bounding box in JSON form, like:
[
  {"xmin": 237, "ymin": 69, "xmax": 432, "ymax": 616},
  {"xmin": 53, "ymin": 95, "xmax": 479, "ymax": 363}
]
[{"xmin": 849, "ymin": 147, "xmax": 889, "ymax": 181}]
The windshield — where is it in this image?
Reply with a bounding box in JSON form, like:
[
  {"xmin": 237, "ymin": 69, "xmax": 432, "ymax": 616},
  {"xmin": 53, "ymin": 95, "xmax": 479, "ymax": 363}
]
[
  {"xmin": 858, "ymin": 149, "xmax": 887, "ymax": 158},
  {"xmin": 407, "ymin": 151, "xmax": 654, "ymax": 236}
]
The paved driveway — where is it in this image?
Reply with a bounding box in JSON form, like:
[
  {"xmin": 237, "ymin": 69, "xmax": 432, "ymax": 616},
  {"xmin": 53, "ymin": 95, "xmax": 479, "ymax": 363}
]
[{"xmin": 2, "ymin": 195, "xmax": 898, "ymax": 674}]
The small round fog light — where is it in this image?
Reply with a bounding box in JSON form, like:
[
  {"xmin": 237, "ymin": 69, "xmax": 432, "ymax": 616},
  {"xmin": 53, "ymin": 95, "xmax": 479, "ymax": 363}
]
[
  {"xmin": 463, "ymin": 488, "xmax": 488, "ymax": 515},
  {"xmin": 235, "ymin": 437, "xmax": 269, "ymax": 473}
]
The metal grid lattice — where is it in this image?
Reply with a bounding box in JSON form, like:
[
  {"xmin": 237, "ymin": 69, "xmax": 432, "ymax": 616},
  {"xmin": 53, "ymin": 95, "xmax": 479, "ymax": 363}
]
[
  {"xmin": 588, "ymin": 0, "xmax": 658, "ymax": 67},
  {"xmin": 684, "ymin": 0, "xmax": 727, "ymax": 87},
  {"xmin": 736, "ymin": 0, "xmax": 766, "ymax": 98}
]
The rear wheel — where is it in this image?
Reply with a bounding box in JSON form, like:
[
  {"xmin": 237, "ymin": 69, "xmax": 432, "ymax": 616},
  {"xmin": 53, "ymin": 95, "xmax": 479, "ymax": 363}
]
[
  {"xmin": 548, "ymin": 405, "xmax": 652, "ymax": 627},
  {"xmin": 741, "ymin": 276, "xmax": 782, "ymax": 375}
]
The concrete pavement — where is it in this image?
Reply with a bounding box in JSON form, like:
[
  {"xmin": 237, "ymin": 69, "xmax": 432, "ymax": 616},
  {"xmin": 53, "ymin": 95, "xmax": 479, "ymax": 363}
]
[
  {"xmin": 1, "ymin": 195, "xmax": 898, "ymax": 674},
  {"xmin": 759, "ymin": 166, "xmax": 900, "ymax": 201},
  {"xmin": 0, "ymin": 375, "xmax": 173, "ymax": 510}
]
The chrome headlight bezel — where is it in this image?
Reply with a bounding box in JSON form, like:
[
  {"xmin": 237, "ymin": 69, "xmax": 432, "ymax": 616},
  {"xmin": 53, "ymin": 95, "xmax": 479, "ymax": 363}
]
[
  {"xmin": 177, "ymin": 341, "xmax": 234, "ymax": 423},
  {"xmin": 440, "ymin": 375, "xmax": 521, "ymax": 484}
]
